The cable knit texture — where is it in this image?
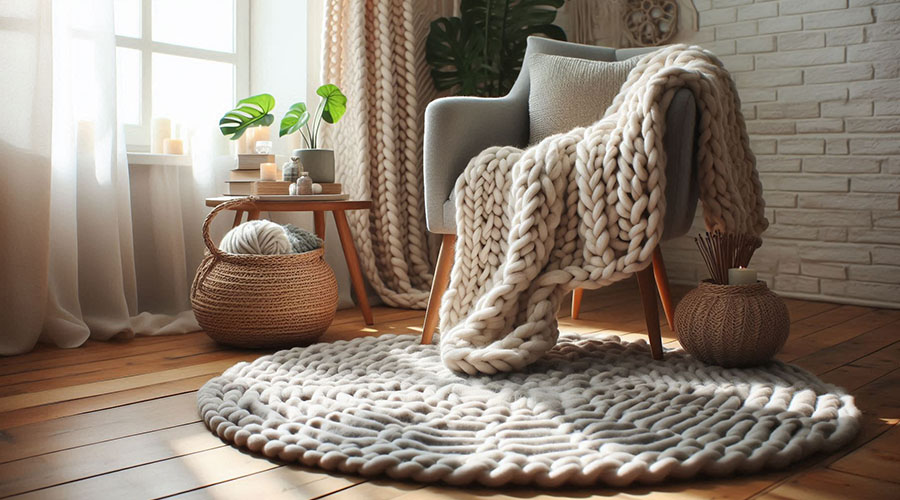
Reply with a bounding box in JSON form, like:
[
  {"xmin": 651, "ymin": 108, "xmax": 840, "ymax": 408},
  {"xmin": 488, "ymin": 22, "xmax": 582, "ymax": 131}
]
[
  {"xmin": 438, "ymin": 45, "xmax": 768, "ymax": 375},
  {"xmin": 197, "ymin": 333, "xmax": 859, "ymax": 487},
  {"xmin": 528, "ymin": 53, "xmax": 641, "ymax": 144},
  {"xmin": 321, "ymin": 0, "xmax": 456, "ymax": 309}
]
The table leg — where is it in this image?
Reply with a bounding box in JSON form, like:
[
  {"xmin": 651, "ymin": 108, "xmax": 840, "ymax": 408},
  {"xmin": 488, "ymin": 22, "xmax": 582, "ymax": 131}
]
[
  {"xmin": 247, "ymin": 209, "xmax": 261, "ymax": 221},
  {"xmin": 333, "ymin": 210, "xmax": 374, "ymax": 325},
  {"xmin": 232, "ymin": 210, "xmax": 244, "ymax": 227},
  {"xmin": 313, "ymin": 211, "xmax": 326, "ymax": 242}
]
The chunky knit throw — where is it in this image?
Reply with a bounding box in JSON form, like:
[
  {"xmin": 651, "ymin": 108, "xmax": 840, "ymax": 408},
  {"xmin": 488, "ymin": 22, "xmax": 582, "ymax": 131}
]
[{"xmin": 439, "ymin": 45, "xmax": 768, "ymax": 375}]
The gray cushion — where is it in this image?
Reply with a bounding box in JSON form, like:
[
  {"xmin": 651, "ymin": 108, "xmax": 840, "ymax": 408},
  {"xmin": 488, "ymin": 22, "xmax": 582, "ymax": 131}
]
[{"xmin": 528, "ymin": 53, "xmax": 640, "ymax": 144}]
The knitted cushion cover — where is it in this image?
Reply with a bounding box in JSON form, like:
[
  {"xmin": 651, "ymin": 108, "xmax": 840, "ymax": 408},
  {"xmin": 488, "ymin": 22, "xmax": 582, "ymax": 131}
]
[
  {"xmin": 528, "ymin": 53, "xmax": 640, "ymax": 144},
  {"xmin": 198, "ymin": 334, "xmax": 859, "ymax": 487}
]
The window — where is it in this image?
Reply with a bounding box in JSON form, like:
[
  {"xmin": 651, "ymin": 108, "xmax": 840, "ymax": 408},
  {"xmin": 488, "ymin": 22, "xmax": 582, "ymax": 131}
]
[{"xmin": 114, "ymin": 0, "xmax": 249, "ymax": 151}]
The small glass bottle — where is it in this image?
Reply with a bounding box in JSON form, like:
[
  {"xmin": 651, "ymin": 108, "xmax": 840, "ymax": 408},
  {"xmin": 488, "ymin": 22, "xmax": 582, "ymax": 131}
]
[
  {"xmin": 296, "ymin": 172, "xmax": 313, "ymax": 195},
  {"xmin": 282, "ymin": 156, "xmax": 301, "ymax": 183}
]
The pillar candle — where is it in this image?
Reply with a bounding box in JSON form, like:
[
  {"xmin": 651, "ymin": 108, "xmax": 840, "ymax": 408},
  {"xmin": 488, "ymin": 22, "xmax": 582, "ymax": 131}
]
[
  {"xmin": 253, "ymin": 125, "xmax": 271, "ymax": 144},
  {"xmin": 163, "ymin": 138, "xmax": 184, "ymax": 155},
  {"xmin": 260, "ymin": 162, "xmax": 279, "ymax": 181},
  {"xmin": 151, "ymin": 117, "xmax": 171, "ymax": 154},
  {"xmin": 236, "ymin": 130, "xmax": 254, "ymax": 154},
  {"xmin": 728, "ymin": 267, "xmax": 758, "ymax": 285}
]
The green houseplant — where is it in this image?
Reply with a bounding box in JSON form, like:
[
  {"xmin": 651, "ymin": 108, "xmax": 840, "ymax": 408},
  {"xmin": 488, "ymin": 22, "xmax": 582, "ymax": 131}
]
[
  {"xmin": 426, "ymin": 0, "xmax": 566, "ymax": 97},
  {"xmin": 220, "ymin": 85, "xmax": 348, "ymax": 183},
  {"xmin": 278, "ymin": 84, "xmax": 348, "ymax": 183},
  {"xmin": 279, "ymin": 84, "xmax": 347, "ymax": 149}
]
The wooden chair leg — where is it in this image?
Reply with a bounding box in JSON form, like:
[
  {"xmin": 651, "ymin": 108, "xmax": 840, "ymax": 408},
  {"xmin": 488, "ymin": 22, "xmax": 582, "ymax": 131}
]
[
  {"xmin": 636, "ymin": 265, "xmax": 664, "ymax": 360},
  {"xmin": 422, "ymin": 234, "xmax": 456, "ymax": 344},
  {"xmin": 652, "ymin": 247, "xmax": 676, "ymax": 331},
  {"xmin": 571, "ymin": 288, "xmax": 584, "ymax": 319}
]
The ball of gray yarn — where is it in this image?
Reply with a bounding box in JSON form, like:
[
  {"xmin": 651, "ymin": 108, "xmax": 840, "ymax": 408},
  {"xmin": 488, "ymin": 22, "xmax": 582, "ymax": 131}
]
[
  {"xmin": 220, "ymin": 220, "xmax": 292, "ymax": 255},
  {"xmin": 282, "ymin": 224, "xmax": 322, "ymax": 253}
]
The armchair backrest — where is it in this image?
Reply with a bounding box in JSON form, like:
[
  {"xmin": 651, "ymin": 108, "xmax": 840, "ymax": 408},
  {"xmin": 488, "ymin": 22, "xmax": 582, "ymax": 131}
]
[{"xmin": 423, "ymin": 37, "xmax": 698, "ymax": 236}]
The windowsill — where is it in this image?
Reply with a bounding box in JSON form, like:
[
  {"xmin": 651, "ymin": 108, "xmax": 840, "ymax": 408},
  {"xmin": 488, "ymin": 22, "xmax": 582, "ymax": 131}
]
[{"xmin": 127, "ymin": 152, "xmax": 193, "ymax": 167}]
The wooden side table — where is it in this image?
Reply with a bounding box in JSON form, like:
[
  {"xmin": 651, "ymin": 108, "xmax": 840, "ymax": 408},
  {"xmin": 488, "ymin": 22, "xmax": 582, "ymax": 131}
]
[{"xmin": 205, "ymin": 196, "xmax": 375, "ymax": 325}]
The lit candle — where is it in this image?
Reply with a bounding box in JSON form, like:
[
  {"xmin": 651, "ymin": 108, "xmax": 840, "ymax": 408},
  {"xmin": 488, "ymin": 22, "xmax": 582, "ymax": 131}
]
[
  {"xmin": 260, "ymin": 162, "xmax": 279, "ymax": 181},
  {"xmin": 151, "ymin": 117, "xmax": 171, "ymax": 154},
  {"xmin": 728, "ymin": 267, "xmax": 758, "ymax": 285},
  {"xmin": 162, "ymin": 138, "xmax": 184, "ymax": 155}
]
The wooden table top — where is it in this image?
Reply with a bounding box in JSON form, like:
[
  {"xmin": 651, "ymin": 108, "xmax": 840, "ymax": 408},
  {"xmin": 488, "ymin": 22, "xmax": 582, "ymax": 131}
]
[{"xmin": 205, "ymin": 196, "xmax": 372, "ymax": 211}]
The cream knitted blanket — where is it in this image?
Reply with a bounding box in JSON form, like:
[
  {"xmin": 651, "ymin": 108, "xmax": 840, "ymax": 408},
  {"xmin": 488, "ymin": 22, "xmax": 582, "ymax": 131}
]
[{"xmin": 439, "ymin": 45, "xmax": 768, "ymax": 375}]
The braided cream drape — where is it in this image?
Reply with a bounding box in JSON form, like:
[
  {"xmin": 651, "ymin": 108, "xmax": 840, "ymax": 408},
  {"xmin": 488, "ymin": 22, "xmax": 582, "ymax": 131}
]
[{"xmin": 321, "ymin": 0, "xmax": 455, "ymax": 308}]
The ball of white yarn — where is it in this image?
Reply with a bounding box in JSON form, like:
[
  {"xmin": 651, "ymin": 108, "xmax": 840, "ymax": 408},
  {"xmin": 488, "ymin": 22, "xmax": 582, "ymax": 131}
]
[{"xmin": 219, "ymin": 220, "xmax": 292, "ymax": 255}]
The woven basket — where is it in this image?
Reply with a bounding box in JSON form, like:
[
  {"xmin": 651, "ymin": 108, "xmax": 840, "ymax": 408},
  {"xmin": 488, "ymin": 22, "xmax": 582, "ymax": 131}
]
[
  {"xmin": 674, "ymin": 280, "xmax": 790, "ymax": 368},
  {"xmin": 190, "ymin": 197, "xmax": 338, "ymax": 348}
]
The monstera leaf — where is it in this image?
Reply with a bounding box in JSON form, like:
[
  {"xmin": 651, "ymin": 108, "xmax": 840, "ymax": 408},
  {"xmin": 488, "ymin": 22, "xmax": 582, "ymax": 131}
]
[
  {"xmin": 426, "ymin": 17, "xmax": 488, "ymax": 96},
  {"xmin": 426, "ymin": 0, "xmax": 566, "ymax": 97},
  {"xmin": 317, "ymin": 84, "xmax": 347, "ymax": 124},
  {"xmin": 279, "ymin": 102, "xmax": 310, "ymax": 137},
  {"xmin": 219, "ymin": 93, "xmax": 275, "ymax": 140}
]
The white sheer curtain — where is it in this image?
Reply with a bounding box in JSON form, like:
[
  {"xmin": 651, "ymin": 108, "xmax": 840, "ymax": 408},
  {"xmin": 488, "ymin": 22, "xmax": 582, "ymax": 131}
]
[{"xmin": 0, "ymin": 0, "xmax": 212, "ymax": 355}]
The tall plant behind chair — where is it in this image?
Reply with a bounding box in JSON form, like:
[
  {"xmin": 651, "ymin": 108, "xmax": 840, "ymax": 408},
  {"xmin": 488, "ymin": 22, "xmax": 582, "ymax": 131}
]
[{"xmin": 426, "ymin": 0, "xmax": 567, "ymax": 97}]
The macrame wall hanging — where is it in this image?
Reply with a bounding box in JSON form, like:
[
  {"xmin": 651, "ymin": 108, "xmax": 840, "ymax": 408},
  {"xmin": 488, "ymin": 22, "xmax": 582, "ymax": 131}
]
[
  {"xmin": 565, "ymin": 0, "xmax": 697, "ymax": 48},
  {"xmin": 623, "ymin": 0, "xmax": 678, "ymax": 46}
]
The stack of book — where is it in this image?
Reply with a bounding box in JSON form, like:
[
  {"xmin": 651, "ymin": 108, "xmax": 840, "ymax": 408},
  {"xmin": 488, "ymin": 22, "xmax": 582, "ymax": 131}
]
[
  {"xmin": 224, "ymin": 154, "xmax": 273, "ymax": 195},
  {"xmin": 224, "ymin": 154, "xmax": 344, "ymax": 196},
  {"xmin": 227, "ymin": 182, "xmax": 345, "ymax": 196},
  {"xmin": 237, "ymin": 153, "xmax": 274, "ymax": 170},
  {"xmin": 316, "ymin": 183, "xmax": 343, "ymax": 194}
]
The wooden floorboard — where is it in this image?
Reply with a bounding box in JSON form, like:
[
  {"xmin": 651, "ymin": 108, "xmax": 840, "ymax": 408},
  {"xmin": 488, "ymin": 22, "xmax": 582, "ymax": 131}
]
[
  {"xmin": 1, "ymin": 283, "xmax": 896, "ymax": 500},
  {"xmin": 0, "ymin": 374, "xmax": 215, "ymax": 428}
]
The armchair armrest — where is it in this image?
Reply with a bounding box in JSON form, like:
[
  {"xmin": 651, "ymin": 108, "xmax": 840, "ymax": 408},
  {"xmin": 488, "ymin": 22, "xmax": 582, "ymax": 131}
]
[{"xmin": 424, "ymin": 94, "xmax": 528, "ymax": 233}]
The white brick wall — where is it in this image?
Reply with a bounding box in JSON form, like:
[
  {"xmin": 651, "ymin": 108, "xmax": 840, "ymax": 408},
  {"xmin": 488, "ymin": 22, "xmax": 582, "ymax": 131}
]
[{"xmin": 663, "ymin": 0, "xmax": 900, "ymax": 307}]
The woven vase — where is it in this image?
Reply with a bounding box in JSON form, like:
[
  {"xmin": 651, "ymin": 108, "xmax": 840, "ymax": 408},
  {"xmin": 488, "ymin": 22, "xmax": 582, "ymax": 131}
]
[
  {"xmin": 191, "ymin": 198, "xmax": 338, "ymax": 348},
  {"xmin": 675, "ymin": 280, "xmax": 790, "ymax": 367}
]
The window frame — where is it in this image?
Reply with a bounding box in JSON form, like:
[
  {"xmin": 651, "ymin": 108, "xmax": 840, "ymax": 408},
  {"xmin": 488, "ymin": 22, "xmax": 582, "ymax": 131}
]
[{"xmin": 116, "ymin": 0, "xmax": 249, "ymax": 151}]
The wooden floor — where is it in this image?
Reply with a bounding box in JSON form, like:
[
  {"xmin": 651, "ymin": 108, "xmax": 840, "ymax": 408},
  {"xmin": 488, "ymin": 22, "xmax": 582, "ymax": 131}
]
[{"xmin": 1, "ymin": 280, "xmax": 898, "ymax": 500}]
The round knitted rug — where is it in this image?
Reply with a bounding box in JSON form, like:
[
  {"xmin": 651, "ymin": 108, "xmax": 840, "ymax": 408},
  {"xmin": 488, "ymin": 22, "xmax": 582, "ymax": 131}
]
[{"xmin": 198, "ymin": 334, "xmax": 860, "ymax": 487}]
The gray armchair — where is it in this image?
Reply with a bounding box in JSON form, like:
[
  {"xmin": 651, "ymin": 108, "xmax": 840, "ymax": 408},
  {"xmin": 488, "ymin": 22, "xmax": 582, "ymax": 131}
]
[{"xmin": 421, "ymin": 37, "xmax": 700, "ymax": 354}]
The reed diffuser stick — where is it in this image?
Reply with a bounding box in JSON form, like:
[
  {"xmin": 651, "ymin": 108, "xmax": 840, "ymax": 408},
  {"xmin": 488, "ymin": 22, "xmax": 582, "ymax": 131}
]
[{"xmin": 694, "ymin": 231, "xmax": 762, "ymax": 284}]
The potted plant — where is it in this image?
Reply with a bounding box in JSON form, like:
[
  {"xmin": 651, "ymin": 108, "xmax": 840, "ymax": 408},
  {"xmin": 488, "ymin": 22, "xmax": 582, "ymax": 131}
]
[
  {"xmin": 278, "ymin": 84, "xmax": 348, "ymax": 183},
  {"xmin": 218, "ymin": 86, "xmax": 348, "ymax": 183},
  {"xmin": 426, "ymin": 0, "xmax": 566, "ymax": 97}
]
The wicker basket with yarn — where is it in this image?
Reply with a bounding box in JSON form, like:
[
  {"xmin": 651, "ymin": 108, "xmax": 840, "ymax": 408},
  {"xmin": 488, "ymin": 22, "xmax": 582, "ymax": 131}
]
[
  {"xmin": 190, "ymin": 197, "xmax": 338, "ymax": 348},
  {"xmin": 675, "ymin": 280, "xmax": 790, "ymax": 368}
]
